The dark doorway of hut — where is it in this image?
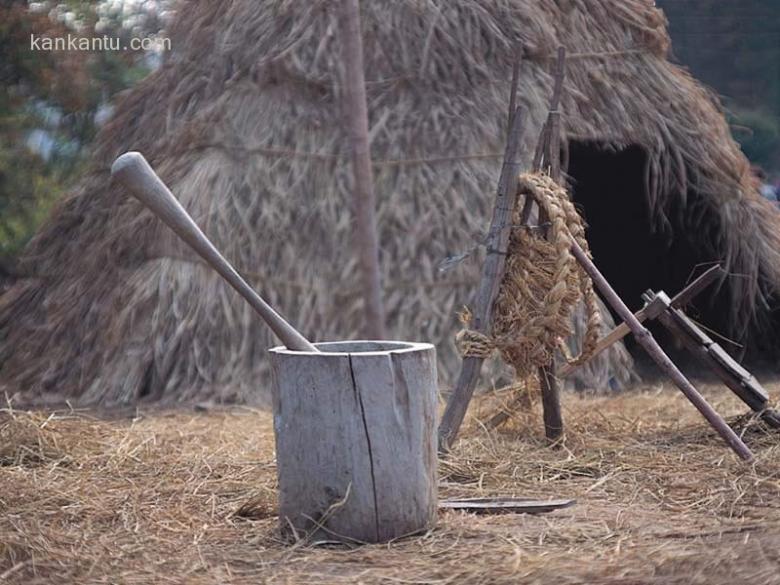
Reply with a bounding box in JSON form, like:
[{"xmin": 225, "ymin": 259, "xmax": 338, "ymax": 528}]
[{"xmin": 566, "ymin": 140, "xmax": 730, "ymax": 373}]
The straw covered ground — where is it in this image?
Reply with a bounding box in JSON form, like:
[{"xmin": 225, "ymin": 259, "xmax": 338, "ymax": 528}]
[{"xmin": 2, "ymin": 383, "xmax": 780, "ymax": 584}]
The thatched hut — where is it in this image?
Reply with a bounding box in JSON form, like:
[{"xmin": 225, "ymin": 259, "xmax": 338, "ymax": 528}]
[{"xmin": 2, "ymin": 0, "xmax": 779, "ymax": 406}]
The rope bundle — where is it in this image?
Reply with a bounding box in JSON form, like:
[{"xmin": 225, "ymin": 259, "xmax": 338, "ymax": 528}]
[{"xmin": 457, "ymin": 173, "xmax": 601, "ymax": 378}]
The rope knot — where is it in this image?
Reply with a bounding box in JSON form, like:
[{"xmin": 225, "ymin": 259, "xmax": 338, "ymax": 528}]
[{"xmin": 455, "ymin": 328, "xmax": 495, "ymax": 359}]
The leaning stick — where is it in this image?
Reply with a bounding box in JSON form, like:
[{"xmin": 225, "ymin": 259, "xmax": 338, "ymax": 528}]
[
  {"xmin": 569, "ymin": 242, "xmax": 754, "ymax": 461},
  {"xmin": 439, "ymin": 45, "xmax": 529, "ymax": 450},
  {"xmin": 111, "ymin": 152, "xmax": 318, "ymax": 353},
  {"xmin": 438, "ymin": 107, "xmax": 526, "ymax": 452}
]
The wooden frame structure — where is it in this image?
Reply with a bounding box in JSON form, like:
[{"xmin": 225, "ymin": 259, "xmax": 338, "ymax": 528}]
[{"xmin": 439, "ymin": 46, "xmax": 772, "ymax": 462}]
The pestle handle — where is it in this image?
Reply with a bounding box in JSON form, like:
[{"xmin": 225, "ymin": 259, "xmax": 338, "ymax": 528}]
[{"xmin": 111, "ymin": 152, "xmax": 318, "ymax": 353}]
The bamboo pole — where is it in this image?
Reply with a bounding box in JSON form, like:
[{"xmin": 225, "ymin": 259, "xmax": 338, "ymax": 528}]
[
  {"xmin": 438, "ymin": 47, "xmax": 526, "ymax": 452},
  {"xmin": 438, "ymin": 107, "xmax": 526, "ymax": 452}
]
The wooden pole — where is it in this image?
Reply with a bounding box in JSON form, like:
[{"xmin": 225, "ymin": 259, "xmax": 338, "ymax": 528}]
[
  {"xmin": 535, "ymin": 47, "xmax": 567, "ymax": 443},
  {"xmin": 545, "ymin": 47, "xmax": 566, "ymax": 182},
  {"xmin": 486, "ymin": 47, "xmax": 568, "ymax": 437},
  {"xmin": 523, "ymin": 47, "xmax": 566, "ymax": 225},
  {"xmin": 507, "ymin": 43, "xmax": 523, "ymax": 129},
  {"xmin": 438, "ymin": 107, "xmax": 526, "ymax": 452},
  {"xmin": 438, "ymin": 47, "xmax": 525, "ymax": 451},
  {"xmin": 539, "ymin": 366, "xmax": 563, "ymax": 440},
  {"xmin": 338, "ymin": 0, "xmax": 386, "ymax": 339},
  {"xmin": 569, "ymin": 242, "xmax": 754, "ymax": 461}
]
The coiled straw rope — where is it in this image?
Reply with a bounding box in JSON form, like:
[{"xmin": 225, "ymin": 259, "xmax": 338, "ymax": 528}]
[{"xmin": 457, "ymin": 173, "xmax": 601, "ymax": 379}]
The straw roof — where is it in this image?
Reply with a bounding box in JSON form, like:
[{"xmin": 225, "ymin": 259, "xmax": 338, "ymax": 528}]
[{"xmin": 1, "ymin": 0, "xmax": 778, "ymax": 406}]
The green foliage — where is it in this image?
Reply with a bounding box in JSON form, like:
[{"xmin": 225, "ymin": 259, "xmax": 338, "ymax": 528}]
[
  {"xmin": 658, "ymin": 0, "xmax": 780, "ymax": 172},
  {"xmin": 730, "ymin": 108, "xmax": 780, "ymax": 171},
  {"xmin": 0, "ymin": 0, "xmax": 166, "ymax": 266},
  {"xmin": 0, "ymin": 144, "xmax": 66, "ymax": 259}
]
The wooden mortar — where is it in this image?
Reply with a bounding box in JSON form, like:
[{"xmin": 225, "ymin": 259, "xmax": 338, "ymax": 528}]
[{"xmin": 270, "ymin": 340, "xmax": 438, "ymax": 543}]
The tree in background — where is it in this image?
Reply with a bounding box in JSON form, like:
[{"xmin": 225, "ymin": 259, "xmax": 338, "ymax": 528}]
[
  {"xmin": 0, "ymin": 0, "xmax": 171, "ymax": 274},
  {"xmin": 658, "ymin": 0, "xmax": 780, "ymax": 173}
]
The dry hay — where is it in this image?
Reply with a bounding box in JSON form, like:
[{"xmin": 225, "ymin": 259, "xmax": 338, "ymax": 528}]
[
  {"xmin": 3, "ymin": 0, "xmax": 778, "ymax": 407},
  {"xmin": 2, "ymin": 383, "xmax": 780, "ymax": 584}
]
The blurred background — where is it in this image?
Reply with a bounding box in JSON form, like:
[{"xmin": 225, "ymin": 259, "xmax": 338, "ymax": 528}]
[
  {"xmin": 0, "ymin": 0, "xmax": 172, "ymax": 284},
  {"xmin": 0, "ymin": 0, "xmax": 778, "ymax": 281}
]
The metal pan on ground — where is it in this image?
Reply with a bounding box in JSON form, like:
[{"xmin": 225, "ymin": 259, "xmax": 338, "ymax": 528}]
[{"xmin": 439, "ymin": 497, "xmax": 575, "ymax": 515}]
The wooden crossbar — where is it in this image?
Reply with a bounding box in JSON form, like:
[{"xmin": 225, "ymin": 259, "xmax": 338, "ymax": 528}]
[{"xmin": 558, "ymin": 265, "xmax": 724, "ymax": 378}]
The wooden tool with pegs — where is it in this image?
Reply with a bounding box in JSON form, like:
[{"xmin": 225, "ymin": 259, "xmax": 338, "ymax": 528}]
[
  {"xmin": 558, "ymin": 264, "xmax": 721, "ymax": 378},
  {"xmin": 559, "ymin": 263, "xmax": 780, "ymax": 428},
  {"xmin": 642, "ymin": 289, "xmax": 780, "ymax": 427}
]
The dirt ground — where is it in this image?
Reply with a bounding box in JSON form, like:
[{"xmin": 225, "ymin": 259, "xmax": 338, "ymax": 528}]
[{"xmin": 2, "ymin": 382, "xmax": 780, "ymax": 584}]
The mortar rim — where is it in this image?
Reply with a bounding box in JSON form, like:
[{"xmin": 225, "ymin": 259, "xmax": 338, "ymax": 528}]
[{"xmin": 268, "ymin": 339, "xmax": 435, "ymax": 357}]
